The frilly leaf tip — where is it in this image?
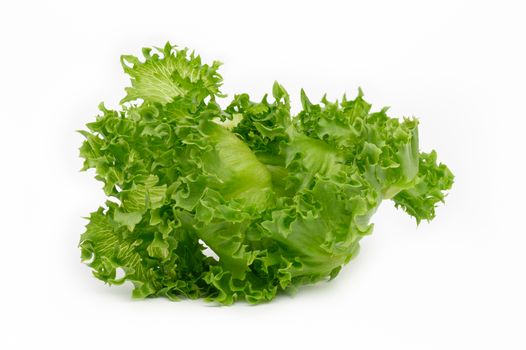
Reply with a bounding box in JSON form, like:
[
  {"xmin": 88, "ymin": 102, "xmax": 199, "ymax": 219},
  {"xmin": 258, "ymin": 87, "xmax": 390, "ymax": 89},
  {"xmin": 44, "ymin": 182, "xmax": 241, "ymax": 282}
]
[
  {"xmin": 97, "ymin": 102, "xmax": 108, "ymax": 112},
  {"xmin": 357, "ymin": 86, "xmax": 364, "ymax": 97}
]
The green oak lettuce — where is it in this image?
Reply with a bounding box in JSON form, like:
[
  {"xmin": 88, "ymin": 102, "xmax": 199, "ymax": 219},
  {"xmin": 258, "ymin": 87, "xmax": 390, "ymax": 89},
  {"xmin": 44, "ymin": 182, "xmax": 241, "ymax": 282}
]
[{"xmin": 79, "ymin": 43, "xmax": 454, "ymax": 304}]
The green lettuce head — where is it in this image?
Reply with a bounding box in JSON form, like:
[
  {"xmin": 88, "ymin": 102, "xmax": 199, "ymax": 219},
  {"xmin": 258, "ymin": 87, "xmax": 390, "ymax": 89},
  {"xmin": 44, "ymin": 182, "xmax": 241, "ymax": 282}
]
[{"xmin": 79, "ymin": 43, "xmax": 454, "ymax": 304}]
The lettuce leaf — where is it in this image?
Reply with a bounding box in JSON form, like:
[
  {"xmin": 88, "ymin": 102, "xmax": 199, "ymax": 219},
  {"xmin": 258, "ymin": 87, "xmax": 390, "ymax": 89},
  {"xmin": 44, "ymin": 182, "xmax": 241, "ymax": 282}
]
[{"xmin": 79, "ymin": 43, "xmax": 454, "ymax": 304}]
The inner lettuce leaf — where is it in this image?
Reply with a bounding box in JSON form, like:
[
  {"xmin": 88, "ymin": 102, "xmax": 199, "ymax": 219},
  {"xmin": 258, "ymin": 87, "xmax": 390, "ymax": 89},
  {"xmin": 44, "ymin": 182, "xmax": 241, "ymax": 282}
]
[{"xmin": 79, "ymin": 43, "xmax": 454, "ymax": 304}]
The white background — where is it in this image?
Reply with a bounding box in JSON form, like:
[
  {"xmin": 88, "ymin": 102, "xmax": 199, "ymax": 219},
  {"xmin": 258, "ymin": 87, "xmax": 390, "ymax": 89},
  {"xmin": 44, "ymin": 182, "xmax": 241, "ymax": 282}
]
[{"xmin": 1, "ymin": 0, "xmax": 525, "ymax": 349}]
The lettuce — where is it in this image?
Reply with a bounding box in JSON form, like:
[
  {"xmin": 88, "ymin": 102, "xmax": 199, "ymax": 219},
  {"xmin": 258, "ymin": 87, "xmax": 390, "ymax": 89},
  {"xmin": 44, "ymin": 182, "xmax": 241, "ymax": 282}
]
[{"xmin": 79, "ymin": 43, "xmax": 454, "ymax": 304}]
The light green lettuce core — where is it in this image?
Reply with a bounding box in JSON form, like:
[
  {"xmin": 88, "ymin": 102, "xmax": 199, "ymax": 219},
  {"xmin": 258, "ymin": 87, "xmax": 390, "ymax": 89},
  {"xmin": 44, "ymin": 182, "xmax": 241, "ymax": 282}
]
[
  {"xmin": 79, "ymin": 42, "xmax": 454, "ymax": 304},
  {"xmin": 201, "ymin": 121, "xmax": 273, "ymax": 210}
]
